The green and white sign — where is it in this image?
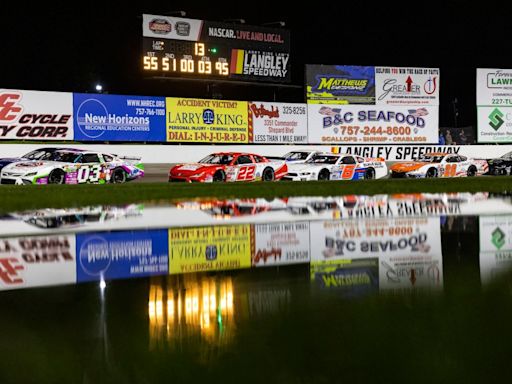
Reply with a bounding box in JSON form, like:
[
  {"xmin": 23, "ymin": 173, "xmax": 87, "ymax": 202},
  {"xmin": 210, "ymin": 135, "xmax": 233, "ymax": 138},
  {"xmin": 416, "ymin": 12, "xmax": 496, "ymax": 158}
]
[{"xmin": 477, "ymin": 106, "xmax": 512, "ymax": 142}]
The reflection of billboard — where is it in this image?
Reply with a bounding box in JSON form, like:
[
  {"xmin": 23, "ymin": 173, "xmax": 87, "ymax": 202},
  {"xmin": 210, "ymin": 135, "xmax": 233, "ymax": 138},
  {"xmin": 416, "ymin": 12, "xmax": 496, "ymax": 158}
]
[
  {"xmin": 253, "ymin": 222, "xmax": 310, "ymax": 267},
  {"xmin": 310, "ymin": 217, "xmax": 443, "ymax": 290},
  {"xmin": 479, "ymin": 215, "xmax": 512, "ymax": 284},
  {"xmin": 0, "ymin": 235, "xmax": 76, "ymax": 290},
  {"xmin": 169, "ymin": 225, "xmax": 252, "ymax": 274},
  {"xmin": 166, "ymin": 97, "xmax": 249, "ymax": 143},
  {"xmin": 310, "ymin": 258, "xmax": 379, "ymax": 295},
  {"xmin": 306, "ymin": 65, "xmax": 375, "ymax": 104},
  {"xmin": 73, "ymin": 93, "xmax": 166, "ymax": 142},
  {"xmin": 76, "ymin": 229, "xmax": 169, "ymax": 282}
]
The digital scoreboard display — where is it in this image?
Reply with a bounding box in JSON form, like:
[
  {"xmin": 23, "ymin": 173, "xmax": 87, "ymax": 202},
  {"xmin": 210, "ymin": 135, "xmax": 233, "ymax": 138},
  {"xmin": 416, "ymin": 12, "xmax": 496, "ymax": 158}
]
[{"xmin": 142, "ymin": 14, "xmax": 291, "ymax": 83}]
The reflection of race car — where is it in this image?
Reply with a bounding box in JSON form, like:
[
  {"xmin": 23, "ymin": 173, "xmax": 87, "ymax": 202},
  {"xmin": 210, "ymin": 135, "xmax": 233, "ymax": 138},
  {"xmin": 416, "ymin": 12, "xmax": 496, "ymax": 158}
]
[
  {"xmin": 0, "ymin": 149, "xmax": 144, "ymax": 185},
  {"xmin": 0, "ymin": 147, "xmax": 76, "ymax": 172},
  {"xmin": 282, "ymin": 153, "xmax": 387, "ymax": 181},
  {"xmin": 177, "ymin": 198, "xmax": 289, "ymax": 218},
  {"xmin": 10, "ymin": 204, "xmax": 143, "ymax": 228},
  {"xmin": 169, "ymin": 152, "xmax": 287, "ymax": 182},
  {"xmin": 486, "ymin": 151, "xmax": 512, "ymax": 175},
  {"xmin": 390, "ymin": 153, "xmax": 488, "ymax": 178}
]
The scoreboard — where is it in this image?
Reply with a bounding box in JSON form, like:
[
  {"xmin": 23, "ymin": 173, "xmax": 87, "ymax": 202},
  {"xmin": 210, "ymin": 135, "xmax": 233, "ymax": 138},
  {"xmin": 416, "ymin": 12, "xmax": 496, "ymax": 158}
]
[{"xmin": 142, "ymin": 14, "xmax": 291, "ymax": 83}]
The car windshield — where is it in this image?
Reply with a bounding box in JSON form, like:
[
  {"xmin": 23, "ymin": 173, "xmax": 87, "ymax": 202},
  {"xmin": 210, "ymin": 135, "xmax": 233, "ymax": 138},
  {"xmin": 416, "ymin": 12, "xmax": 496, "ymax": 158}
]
[
  {"xmin": 283, "ymin": 152, "xmax": 310, "ymax": 161},
  {"xmin": 415, "ymin": 155, "xmax": 444, "ymax": 163},
  {"xmin": 199, "ymin": 154, "xmax": 234, "ymax": 165},
  {"xmin": 501, "ymin": 151, "xmax": 512, "ymax": 160},
  {"xmin": 306, "ymin": 155, "xmax": 339, "ymax": 164},
  {"xmin": 48, "ymin": 152, "xmax": 82, "ymax": 163},
  {"xmin": 22, "ymin": 149, "xmax": 56, "ymax": 160}
]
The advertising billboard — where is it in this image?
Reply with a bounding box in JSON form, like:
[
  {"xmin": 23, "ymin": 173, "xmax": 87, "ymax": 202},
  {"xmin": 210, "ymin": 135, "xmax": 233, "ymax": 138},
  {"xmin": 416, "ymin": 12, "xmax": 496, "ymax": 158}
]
[
  {"xmin": 73, "ymin": 93, "xmax": 166, "ymax": 142},
  {"xmin": 476, "ymin": 68, "xmax": 512, "ymax": 106},
  {"xmin": 252, "ymin": 222, "xmax": 310, "ymax": 267},
  {"xmin": 477, "ymin": 106, "xmax": 512, "ymax": 143},
  {"xmin": 166, "ymin": 97, "xmax": 249, "ymax": 143},
  {"xmin": 306, "ymin": 65, "xmax": 375, "ymax": 104},
  {"xmin": 0, "ymin": 235, "xmax": 76, "ymax": 290},
  {"xmin": 169, "ymin": 224, "xmax": 252, "ymax": 274},
  {"xmin": 307, "ymin": 104, "xmax": 439, "ymax": 144},
  {"xmin": 375, "ymin": 67, "xmax": 440, "ymax": 105},
  {"xmin": 248, "ymin": 102, "xmax": 307, "ymax": 144},
  {"xmin": 76, "ymin": 229, "xmax": 169, "ymax": 282},
  {"xmin": 0, "ymin": 89, "xmax": 73, "ymax": 140}
]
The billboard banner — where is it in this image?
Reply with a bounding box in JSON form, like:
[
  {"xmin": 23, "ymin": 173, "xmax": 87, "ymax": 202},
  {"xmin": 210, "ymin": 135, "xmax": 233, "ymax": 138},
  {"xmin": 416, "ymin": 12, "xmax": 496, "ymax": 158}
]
[
  {"xmin": 76, "ymin": 229, "xmax": 169, "ymax": 282},
  {"xmin": 306, "ymin": 65, "xmax": 375, "ymax": 104},
  {"xmin": 308, "ymin": 104, "xmax": 438, "ymax": 144},
  {"xmin": 73, "ymin": 93, "xmax": 166, "ymax": 142},
  {"xmin": 142, "ymin": 14, "xmax": 203, "ymax": 41},
  {"xmin": 249, "ymin": 102, "xmax": 307, "ymax": 143},
  {"xmin": 169, "ymin": 225, "xmax": 252, "ymax": 274},
  {"xmin": 0, "ymin": 89, "xmax": 73, "ymax": 140},
  {"xmin": 310, "ymin": 217, "xmax": 443, "ymax": 290},
  {"xmin": 252, "ymin": 222, "xmax": 310, "ymax": 267},
  {"xmin": 375, "ymin": 67, "xmax": 440, "ymax": 105},
  {"xmin": 477, "ymin": 68, "xmax": 512, "ymax": 106},
  {"xmin": 477, "ymin": 106, "xmax": 512, "ymax": 143},
  {"xmin": 166, "ymin": 97, "xmax": 250, "ymax": 143},
  {"xmin": 0, "ymin": 235, "xmax": 76, "ymax": 291}
]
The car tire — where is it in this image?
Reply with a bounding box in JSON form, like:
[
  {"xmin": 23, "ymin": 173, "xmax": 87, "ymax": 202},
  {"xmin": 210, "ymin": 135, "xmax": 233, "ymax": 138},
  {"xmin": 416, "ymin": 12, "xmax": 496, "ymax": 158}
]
[
  {"xmin": 318, "ymin": 169, "xmax": 330, "ymax": 181},
  {"xmin": 467, "ymin": 166, "xmax": 477, "ymax": 177},
  {"xmin": 364, "ymin": 168, "xmax": 375, "ymax": 180},
  {"xmin": 262, "ymin": 167, "xmax": 275, "ymax": 181},
  {"xmin": 48, "ymin": 169, "xmax": 65, "ymax": 184},
  {"xmin": 426, "ymin": 168, "xmax": 438, "ymax": 178},
  {"xmin": 111, "ymin": 168, "xmax": 127, "ymax": 183},
  {"xmin": 213, "ymin": 170, "xmax": 226, "ymax": 182}
]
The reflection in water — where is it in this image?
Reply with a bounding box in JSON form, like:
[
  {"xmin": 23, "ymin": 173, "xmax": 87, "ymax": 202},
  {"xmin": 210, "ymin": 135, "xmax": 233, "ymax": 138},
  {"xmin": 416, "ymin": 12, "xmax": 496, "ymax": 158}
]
[{"xmin": 148, "ymin": 275, "xmax": 235, "ymax": 351}]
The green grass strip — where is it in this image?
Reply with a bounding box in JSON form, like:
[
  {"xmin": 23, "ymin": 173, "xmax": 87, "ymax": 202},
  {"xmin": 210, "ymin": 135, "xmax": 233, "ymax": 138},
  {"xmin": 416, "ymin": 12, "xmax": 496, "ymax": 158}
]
[{"xmin": 1, "ymin": 177, "xmax": 511, "ymax": 213}]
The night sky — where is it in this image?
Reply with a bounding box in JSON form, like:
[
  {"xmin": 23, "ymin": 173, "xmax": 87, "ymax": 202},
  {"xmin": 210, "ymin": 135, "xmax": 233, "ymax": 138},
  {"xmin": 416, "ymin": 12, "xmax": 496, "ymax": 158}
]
[{"xmin": 1, "ymin": 1, "xmax": 510, "ymax": 127}]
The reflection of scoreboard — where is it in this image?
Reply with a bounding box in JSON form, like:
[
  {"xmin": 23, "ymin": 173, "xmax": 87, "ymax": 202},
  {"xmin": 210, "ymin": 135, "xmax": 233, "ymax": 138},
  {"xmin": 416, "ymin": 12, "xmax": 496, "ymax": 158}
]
[{"xmin": 142, "ymin": 14, "xmax": 291, "ymax": 83}]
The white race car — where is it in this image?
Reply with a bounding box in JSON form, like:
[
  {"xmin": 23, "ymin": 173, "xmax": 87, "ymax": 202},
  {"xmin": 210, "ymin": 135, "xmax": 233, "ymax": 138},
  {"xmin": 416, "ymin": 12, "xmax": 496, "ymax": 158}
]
[
  {"xmin": 390, "ymin": 152, "xmax": 488, "ymax": 178},
  {"xmin": 0, "ymin": 149, "xmax": 144, "ymax": 185},
  {"xmin": 281, "ymin": 150, "xmax": 324, "ymax": 163},
  {"xmin": 282, "ymin": 153, "xmax": 387, "ymax": 181}
]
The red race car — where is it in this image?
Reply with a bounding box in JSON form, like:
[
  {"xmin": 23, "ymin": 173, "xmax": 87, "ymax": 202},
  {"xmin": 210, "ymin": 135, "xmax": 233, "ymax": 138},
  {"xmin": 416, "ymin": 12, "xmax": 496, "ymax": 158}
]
[{"xmin": 169, "ymin": 152, "xmax": 288, "ymax": 183}]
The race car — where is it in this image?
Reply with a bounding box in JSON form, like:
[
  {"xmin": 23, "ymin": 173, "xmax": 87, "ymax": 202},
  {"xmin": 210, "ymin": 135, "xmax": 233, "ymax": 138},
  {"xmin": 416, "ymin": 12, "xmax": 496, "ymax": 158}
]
[
  {"xmin": 281, "ymin": 150, "xmax": 324, "ymax": 163},
  {"xmin": 282, "ymin": 153, "xmax": 387, "ymax": 181},
  {"xmin": 0, "ymin": 147, "xmax": 76, "ymax": 172},
  {"xmin": 390, "ymin": 152, "xmax": 488, "ymax": 178},
  {"xmin": 169, "ymin": 152, "xmax": 288, "ymax": 182},
  {"xmin": 486, "ymin": 151, "xmax": 512, "ymax": 175},
  {"xmin": 0, "ymin": 149, "xmax": 144, "ymax": 185}
]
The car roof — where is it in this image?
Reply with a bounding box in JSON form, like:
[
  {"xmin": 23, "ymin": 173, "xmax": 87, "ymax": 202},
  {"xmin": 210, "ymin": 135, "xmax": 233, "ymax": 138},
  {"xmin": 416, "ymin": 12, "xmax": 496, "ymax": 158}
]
[
  {"xmin": 423, "ymin": 152, "xmax": 451, "ymax": 156},
  {"xmin": 211, "ymin": 152, "xmax": 261, "ymax": 157}
]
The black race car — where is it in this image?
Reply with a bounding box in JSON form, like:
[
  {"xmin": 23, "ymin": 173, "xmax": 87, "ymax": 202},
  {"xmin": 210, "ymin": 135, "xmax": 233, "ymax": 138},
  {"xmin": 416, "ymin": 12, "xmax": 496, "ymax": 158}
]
[{"xmin": 487, "ymin": 151, "xmax": 512, "ymax": 175}]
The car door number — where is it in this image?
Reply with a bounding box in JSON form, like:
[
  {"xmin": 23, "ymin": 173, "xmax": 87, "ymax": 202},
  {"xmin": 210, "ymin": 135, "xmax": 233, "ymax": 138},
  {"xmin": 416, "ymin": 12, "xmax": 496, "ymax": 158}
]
[
  {"xmin": 443, "ymin": 164, "xmax": 457, "ymax": 177},
  {"xmin": 333, "ymin": 165, "xmax": 356, "ymax": 180},
  {"xmin": 237, "ymin": 166, "xmax": 256, "ymax": 181},
  {"xmin": 77, "ymin": 164, "xmax": 105, "ymax": 183}
]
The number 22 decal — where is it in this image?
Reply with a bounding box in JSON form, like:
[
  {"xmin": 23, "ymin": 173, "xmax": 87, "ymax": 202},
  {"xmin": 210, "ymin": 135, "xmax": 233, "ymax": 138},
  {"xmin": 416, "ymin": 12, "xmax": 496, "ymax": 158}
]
[{"xmin": 237, "ymin": 166, "xmax": 256, "ymax": 181}]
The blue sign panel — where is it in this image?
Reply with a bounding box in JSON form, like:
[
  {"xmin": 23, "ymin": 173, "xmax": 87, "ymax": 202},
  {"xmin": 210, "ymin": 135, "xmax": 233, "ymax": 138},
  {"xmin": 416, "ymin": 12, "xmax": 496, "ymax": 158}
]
[
  {"xmin": 73, "ymin": 93, "xmax": 166, "ymax": 141},
  {"xmin": 306, "ymin": 65, "xmax": 376, "ymax": 104},
  {"xmin": 76, "ymin": 229, "xmax": 169, "ymax": 282}
]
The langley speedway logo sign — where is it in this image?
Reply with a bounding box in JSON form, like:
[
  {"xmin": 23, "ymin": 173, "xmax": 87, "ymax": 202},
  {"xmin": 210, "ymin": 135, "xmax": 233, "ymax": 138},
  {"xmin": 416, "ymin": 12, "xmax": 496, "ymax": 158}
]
[{"xmin": 489, "ymin": 108, "xmax": 505, "ymax": 131}]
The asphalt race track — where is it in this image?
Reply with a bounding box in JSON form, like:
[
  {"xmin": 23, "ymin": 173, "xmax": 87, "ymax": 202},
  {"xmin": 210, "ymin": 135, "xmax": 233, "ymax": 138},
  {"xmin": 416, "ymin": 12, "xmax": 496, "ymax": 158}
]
[{"xmin": 137, "ymin": 164, "xmax": 172, "ymax": 183}]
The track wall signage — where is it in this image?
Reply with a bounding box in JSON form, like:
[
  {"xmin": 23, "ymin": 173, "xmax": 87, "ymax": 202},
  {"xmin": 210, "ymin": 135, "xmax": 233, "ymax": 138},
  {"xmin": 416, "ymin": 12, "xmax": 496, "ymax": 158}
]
[
  {"xmin": 0, "ymin": 89, "xmax": 73, "ymax": 140},
  {"xmin": 166, "ymin": 97, "xmax": 250, "ymax": 143},
  {"xmin": 249, "ymin": 101, "xmax": 307, "ymax": 143},
  {"xmin": 73, "ymin": 94, "xmax": 166, "ymax": 142},
  {"xmin": 307, "ymin": 104, "xmax": 439, "ymax": 144}
]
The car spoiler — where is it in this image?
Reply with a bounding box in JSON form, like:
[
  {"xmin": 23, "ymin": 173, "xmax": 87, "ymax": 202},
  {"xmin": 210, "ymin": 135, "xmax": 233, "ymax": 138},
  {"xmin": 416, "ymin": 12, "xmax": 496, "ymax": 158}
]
[
  {"xmin": 265, "ymin": 156, "xmax": 286, "ymax": 160},
  {"xmin": 118, "ymin": 155, "xmax": 142, "ymax": 162}
]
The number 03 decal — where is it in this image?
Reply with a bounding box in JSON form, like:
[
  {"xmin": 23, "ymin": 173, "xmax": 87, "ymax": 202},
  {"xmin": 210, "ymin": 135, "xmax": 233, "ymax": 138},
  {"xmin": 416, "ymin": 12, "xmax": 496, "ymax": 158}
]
[
  {"xmin": 77, "ymin": 165, "xmax": 103, "ymax": 183},
  {"xmin": 237, "ymin": 166, "xmax": 256, "ymax": 181}
]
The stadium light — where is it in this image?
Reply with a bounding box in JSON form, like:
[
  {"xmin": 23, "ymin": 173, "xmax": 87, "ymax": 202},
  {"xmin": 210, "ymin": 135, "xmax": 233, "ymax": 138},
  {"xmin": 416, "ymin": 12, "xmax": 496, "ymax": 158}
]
[
  {"xmin": 164, "ymin": 10, "xmax": 186, "ymax": 17},
  {"xmin": 223, "ymin": 18, "xmax": 246, "ymax": 24},
  {"xmin": 95, "ymin": 84, "xmax": 103, "ymax": 93},
  {"xmin": 262, "ymin": 21, "xmax": 286, "ymax": 27}
]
